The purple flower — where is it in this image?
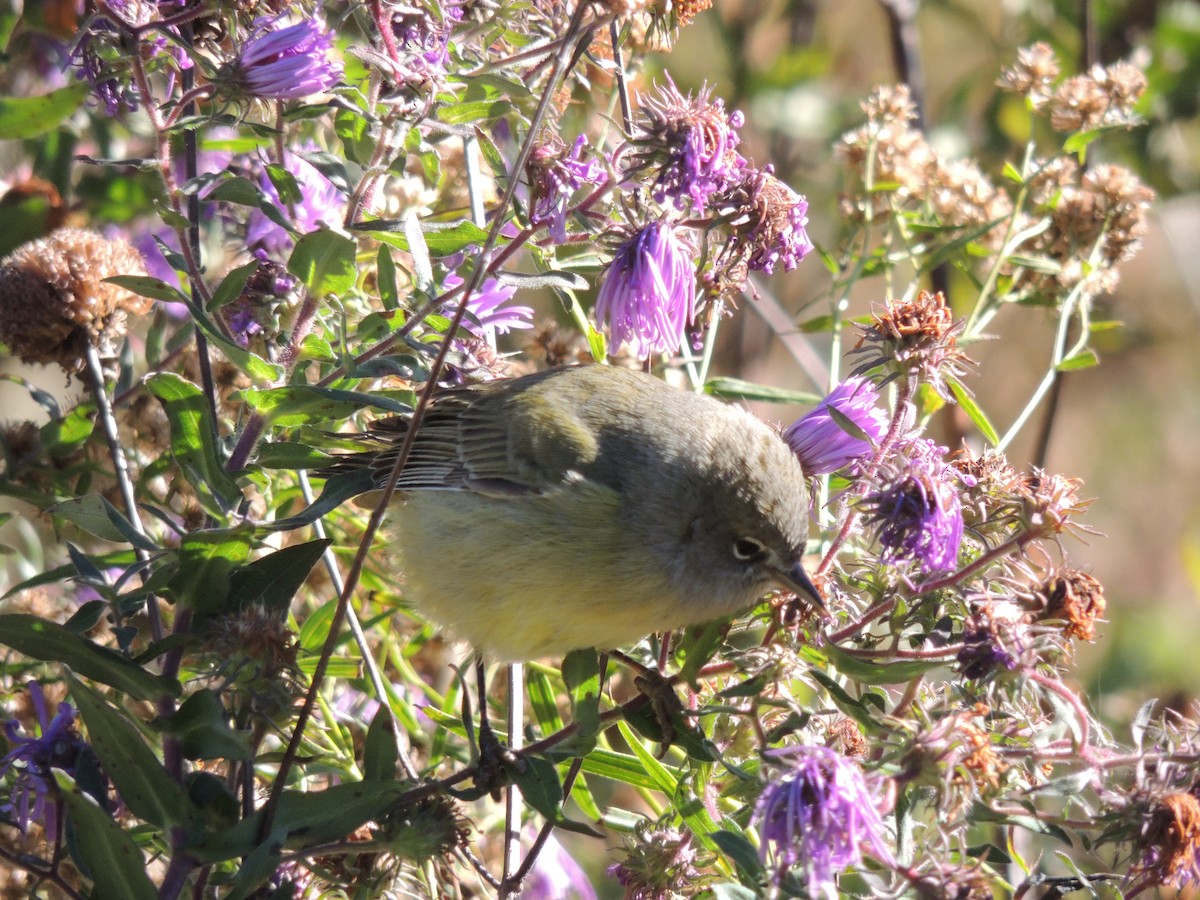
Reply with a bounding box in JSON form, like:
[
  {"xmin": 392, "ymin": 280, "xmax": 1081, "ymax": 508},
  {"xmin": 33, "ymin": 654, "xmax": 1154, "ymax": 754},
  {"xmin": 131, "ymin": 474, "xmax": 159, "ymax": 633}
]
[
  {"xmin": 1, "ymin": 683, "xmax": 91, "ymax": 840},
  {"xmin": 443, "ymin": 273, "xmax": 534, "ymax": 338},
  {"xmin": 753, "ymin": 745, "xmax": 894, "ymax": 897},
  {"xmin": 863, "ymin": 440, "xmax": 964, "ymax": 575},
  {"xmin": 521, "ymin": 831, "xmax": 598, "ymax": 900},
  {"xmin": 244, "ymin": 151, "xmax": 346, "ymax": 257},
  {"xmin": 785, "ymin": 377, "xmax": 889, "ymax": 475},
  {"xmin": 595, "ymin": 222, "xmax": 696, "ymax": 358},
  {"xmin": 233, "ymin": 15, "xmax": 340, "ymax": 100},
  {"xmin": 392, "ymin": 2, "xmax": 464, "ymax": 84},
  {"xmin": 528, "ymin": 135, "xmax": 607, "ymax": 244},
  {"xmin": 630, "ymin": 76, "xmax": 747, "ymax": 212}
]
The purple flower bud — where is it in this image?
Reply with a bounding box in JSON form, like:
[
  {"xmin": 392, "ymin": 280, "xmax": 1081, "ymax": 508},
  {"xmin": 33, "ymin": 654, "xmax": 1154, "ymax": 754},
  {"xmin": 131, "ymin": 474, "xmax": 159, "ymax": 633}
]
[
  {"xmin": 753, "ymin": 745, "xmax": 894, "ymax": 896},
  {"xmin": 785, "ymin": 377, "xmax": 889, "ymax": 475},
  {"xmin": 595, "ymin": 222, "xmax": 696, "ymax": 358},
  {"xmin": 233, "ymin": 16, "xmax": 340, "ymax": 101}
]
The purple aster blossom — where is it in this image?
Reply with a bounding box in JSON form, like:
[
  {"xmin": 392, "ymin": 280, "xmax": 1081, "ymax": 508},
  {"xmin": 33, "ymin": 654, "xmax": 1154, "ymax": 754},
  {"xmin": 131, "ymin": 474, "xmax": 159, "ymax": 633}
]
[
  {"xmin": 595, "ymin": 222, "xmax": 696, "ymax": 359},
  {"xmin": 863, "ymin": 439, "xmax": 965, "ymax": 576},
  {"xmin": 391, "ymin": 1, "xmax": 464, "ymax": 84},
  {"xmin": 527, "ymin": 134, "xmax": 607, "ymax": 244},
  {"xmin": 232, "ymin": 15, "xmax": 341, "ymax": 101},
  {"xmin": 1, "ymin": 683, "xmax": 91, "ymax": 840},
  {"xmin": 443, "ymin": 273, "xmax": 534, "ymax": 338},
  {"xmin": 244, "ymin": 151, "xmax": 346, "ymax": 258},
  {"xmin": 753, "ymin": 745, "xmax": 894, "ymax": 898},
  {"xmin": 784, "ymin": 377, "xmax": 890, "ymax": 475},
  {"xmin": 714, "ymin": 165, "xmax": 814, "ymax": 277},
  {"xmin": 630, "ymin": 76, "xmax": 747, "ymax": 212},
  {"xmin": 520, "ymin": 830, "xmax": 598, "ymax": 900}
]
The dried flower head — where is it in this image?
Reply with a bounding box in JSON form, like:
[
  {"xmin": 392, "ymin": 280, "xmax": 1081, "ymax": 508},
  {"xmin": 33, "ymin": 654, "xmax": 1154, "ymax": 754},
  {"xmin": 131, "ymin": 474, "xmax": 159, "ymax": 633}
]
[
  {"xmin": 837, "ymin": 85, "xmax": 937, "ymax": 217},
  {"xmin": 628, "ymin": 76, "xmax": 746, "ymax": 212},
  {"xmin": 1017, "ymin": 469, "xmax": 1089, "ymax": 540},
  {"xmin": 998, "ymin": 43, "xmax": 1060, "ymax": 105},
  {"xmin": 716, "ymin": 166, "xmax": 814, "ymax": 276},
  {"xmin": 853, "ymin": 291, "xmax": 968, "ymax": 398},
  {"xmin": 929, "ymin": 159, "xmax": 1012, "ymax": 251},
  {"xmin": 607, "ymin": 824, "xmax": 700, "ymax": 898},
  {"xmin": 1133, "ymin": 792, "xmax": 1200, "ymax": 889},
  {"xmin": 0, "ymin": 228, "xmax": 151, "ymax": 373},
  {"xmin": 1047, "ymin": 59, "xmax": 1146, "ymax": 133},
  {"xmin": 1035, "ymin": 568, "xmax": 1106, "ymax": 641}
]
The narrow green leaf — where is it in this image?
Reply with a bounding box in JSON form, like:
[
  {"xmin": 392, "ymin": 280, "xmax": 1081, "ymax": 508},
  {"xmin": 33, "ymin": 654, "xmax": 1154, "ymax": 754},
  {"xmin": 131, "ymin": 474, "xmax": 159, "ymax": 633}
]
[
  {"xmin": 946, "ymin": 376, "xmax": 999, "ymax": 446},
  {"xmin": 561, "ymin": 649, "xmax": 601, "ymax": 740},
  {"xmin": 68, "ymin": 675, "xmax": 201, "ymax": 833},
  {"xmin": 239, "ymin": 385, "xmax": 413, "ymax": 425},
  {"xmin": 105, "ymin": 274, "xmax": 188, "ymax": 304},
  {"xmin": 52, "ymin": 770, "xmax": 158, "ymax": 900},
  {"xmin": 252, "ymin": 441, "xmax": 335, "ymax": 469},
  {"xmin": 48, "ymin": 495, "xmax": 157, "ymax": 550},
  {"xmin": 0, "ymin": 615, "xmax": 177, "ymax": 700},
  {"xmin": 363, "ymin": 706, "xmax": 400, "ymax": 781},
  {"xmin": 705, "ymin": 377, "xmax": 820, "ymax": 405},
  {"xmin": 377, "ymin": 245, "xmax": 399, "ymax": 310},
  {"xmin": 146, "ymin": 372, "xmax": 243, "ymax": 506},
  {"xmin": 0, "ymin": 83, "xmax": 89, "ymax": 139},
  {"xmin": 1056, "ymin": 349, "xmax": 1099, "ymax": 372}
]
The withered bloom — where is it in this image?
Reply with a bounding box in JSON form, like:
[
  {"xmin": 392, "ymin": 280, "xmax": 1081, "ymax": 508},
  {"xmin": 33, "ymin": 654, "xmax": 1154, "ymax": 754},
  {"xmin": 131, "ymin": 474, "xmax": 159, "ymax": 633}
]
[
  {"xmin": 1133, "ymin": 793, "xmax": 1200, "ymax": 890},
  {"xmin": 853, "ymin": 291, "xmax": 969, "ymax": 398},
  {"xmin": 1035, "ymin": 568, "xmax": 1106, "ymax": 641},
  {"xmin": 0, "ymin": 228, "xmax": 150, "ymax": 373}
]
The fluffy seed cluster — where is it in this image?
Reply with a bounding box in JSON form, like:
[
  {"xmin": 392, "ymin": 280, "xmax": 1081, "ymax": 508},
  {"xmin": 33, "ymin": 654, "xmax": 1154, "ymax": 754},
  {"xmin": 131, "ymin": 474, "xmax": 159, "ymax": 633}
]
[{"xmin": 0, "ymin": 228, "xmax": 151, "ymax": 373}]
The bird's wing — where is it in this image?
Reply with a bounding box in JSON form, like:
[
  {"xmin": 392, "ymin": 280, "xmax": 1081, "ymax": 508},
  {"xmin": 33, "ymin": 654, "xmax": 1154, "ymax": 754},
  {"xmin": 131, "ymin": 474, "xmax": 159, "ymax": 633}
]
[{"xmin": 362, "ymin": 378, "xmax": 602, "ymax": 497}]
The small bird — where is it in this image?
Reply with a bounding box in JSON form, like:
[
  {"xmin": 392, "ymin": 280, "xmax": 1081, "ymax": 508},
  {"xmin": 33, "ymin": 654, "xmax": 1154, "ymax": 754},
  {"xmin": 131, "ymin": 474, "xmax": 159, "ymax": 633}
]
[{"xmin": 329, "ymin": 364, "xmax": 821, "ymax": 662}]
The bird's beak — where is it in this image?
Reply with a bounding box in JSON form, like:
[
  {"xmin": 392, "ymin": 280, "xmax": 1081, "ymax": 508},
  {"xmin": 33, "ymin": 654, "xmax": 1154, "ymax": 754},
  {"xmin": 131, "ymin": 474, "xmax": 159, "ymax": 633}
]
[{"xmin": 772, "ymin": 561, "xmax": 831, "ymax": 620}]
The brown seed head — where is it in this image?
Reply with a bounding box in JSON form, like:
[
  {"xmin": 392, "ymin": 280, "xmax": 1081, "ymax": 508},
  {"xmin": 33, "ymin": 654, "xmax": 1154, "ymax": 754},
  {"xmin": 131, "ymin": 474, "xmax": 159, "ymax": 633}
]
[
  {"xmin": 998, "ymin": 42, "xmax": 1060, "ymax": 105},
  {"xmin": 1036, "ymin": 569, "xmax": 1106, "ymax": 641},
  {"xmin": 1137, "ymin": 793, "xmax": 1200, "ymax": 888},
  {"xmin": 0, "ymin": 228, "xmax": 150, "ymax": 373}
]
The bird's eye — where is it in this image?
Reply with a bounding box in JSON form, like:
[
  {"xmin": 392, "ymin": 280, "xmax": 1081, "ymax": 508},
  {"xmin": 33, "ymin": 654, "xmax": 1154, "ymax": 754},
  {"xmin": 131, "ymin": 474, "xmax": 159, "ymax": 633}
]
[{"xmin": 732, "ymin": 537, "xmax": 766, "ymax": 561}]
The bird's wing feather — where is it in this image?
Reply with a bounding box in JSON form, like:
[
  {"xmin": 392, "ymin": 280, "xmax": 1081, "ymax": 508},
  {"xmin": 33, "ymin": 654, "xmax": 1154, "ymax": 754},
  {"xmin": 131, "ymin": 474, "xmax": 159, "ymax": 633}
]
[{"xmin": 365, "ymin": 377, "xmax": 602, "ymax": 496}]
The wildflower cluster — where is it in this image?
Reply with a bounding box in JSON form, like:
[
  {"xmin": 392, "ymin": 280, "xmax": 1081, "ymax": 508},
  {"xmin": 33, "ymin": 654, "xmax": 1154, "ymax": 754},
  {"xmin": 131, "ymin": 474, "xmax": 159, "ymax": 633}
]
[{"xmin": 0, "ymin": 5, "xmax": 1186, "ymax": 899}]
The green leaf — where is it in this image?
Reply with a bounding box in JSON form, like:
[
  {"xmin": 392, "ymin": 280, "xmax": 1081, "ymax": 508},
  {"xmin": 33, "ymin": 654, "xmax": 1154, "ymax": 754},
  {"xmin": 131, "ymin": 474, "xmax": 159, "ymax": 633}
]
[
  {"xmin": 158, "ymin": 689, "xmax": 253, "ymax": 761},
  {"xmin": 508, "ymin": 754, "xmax": 603, "ymax": 838},
  {"xmin": 359, "ymin": 219, "xmax": 489, "ymax": 257},
  {"xmin": 377, "ymin": 245, "xmax": 400, "ymax": 310},
  {"xmin": 437, "ymin": 99, "xmax": 512, "ymax": 125},
  {"xmin": 269, "ymin": 469, "xmax": 378, "ymax": 531},
  {"xmin": 1056, "ymin": 349, "xmax": 1099, "ymax": 372},
  {"xmin": 616, "ymin": 721, "xmax": 720, "ymax": 852},
  {"xmin": 252, "ymin": 441, "xmax": 335, "ymax": 469},
  {"xmin": 224, "ymin": 826, "xmax": 286, "ymax": 900},
  {"xmin": 48, "ymin": 494, "xmax": 159, "ymax": 551},
  {"xmin": 288, "ymin": 227, "xmax": 357, "ymax": 296},
  {"xmin": 68, "ymin": 675, "xmax": 202, "ymax": 833},
  {"xmin": 946, "ymin": 376, "xmax": 999, "ymax": 446},
  {"xmin": 334, "ymin": 106, "xmax": 376, "ymax": 165},
  {"xmin": 0, "ymin": 83, "xmax": 88, "ymax": 139},
  {"xmin": 239, "ymin": 385, "xmax": 413, "ymax": 425},
  {"xmin": 209, "ymin": 260, "xmax": 259, "ymax": 311},
  {"xmin": 163, "ymin": 527, "xmax": 256, "ymax": 617},
  {"xmin": 52, "ymin": 770, "xmax": 158, "ymax": 900},
  {"xmin": 146, "ymin": 373, "xmax": 243, "ymax": 507},
  {"xmin": 526, "ymin": 668, "xmax": 566, "ymax": 735},
  {"xmin": 710, "ymin": 829, "xmax": 765, "ymax": 879},
  {"xmin": 0, "ymin": 615, "xmax": 177, "ymax": 700},
  {"xmin": 561, "ymin": 649, "xmax": 601, "ymax": 740},
  {"xmin": 822, "ymin": 646, "xmax": 938, "ymax": 686},
  {"xmin": 105, "ymin": 274, "xmax": 189, "ymax": 305},
  {"xmin": 704, "ymin": 377, "xmax": 820, "ymax": 405},
  {"xmin": 196, "ymin": 781, "xmax": 412, "ymax": 860},
  {"xmin": 226, "ymin": 539, "xmax": 330, "ymax": 613},
  {"xmin": 363, "ymin": 706, "xmax": 400, "ymax": 781}
]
